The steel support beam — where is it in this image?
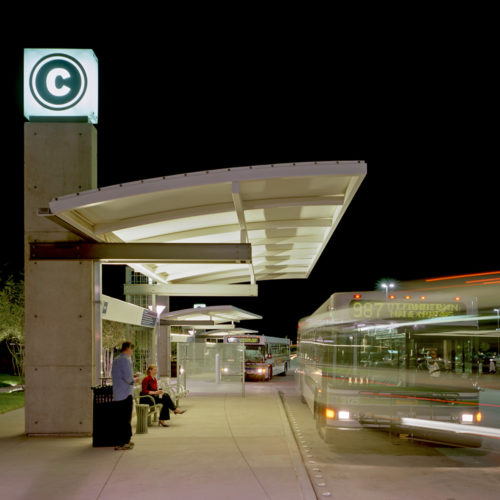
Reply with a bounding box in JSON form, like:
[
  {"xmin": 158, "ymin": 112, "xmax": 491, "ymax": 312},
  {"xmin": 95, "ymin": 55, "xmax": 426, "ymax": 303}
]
[
  {"xmin": 124, "ymin": 283, "xmax": 258, "ymax": 297},
  {"xmin": 232, "ymin": 181, "xmax": 256, "ymax": 285},
  {"xmin": 37, "ymin": 209, "xmax": 100, "ymax": 242},
  {"xmin": 29, "ymin": 242, "xmax": 252, "ymax": 263}
]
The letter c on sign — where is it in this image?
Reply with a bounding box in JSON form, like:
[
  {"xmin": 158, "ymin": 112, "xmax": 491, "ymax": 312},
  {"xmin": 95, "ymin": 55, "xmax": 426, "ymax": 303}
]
[
  {"xmin": 30, "ymin": 54, "xmax": 87, "ymax": 110},
  {"xmin": 45, "ymin": 68, "xmax": 72, "ymax": 97}
]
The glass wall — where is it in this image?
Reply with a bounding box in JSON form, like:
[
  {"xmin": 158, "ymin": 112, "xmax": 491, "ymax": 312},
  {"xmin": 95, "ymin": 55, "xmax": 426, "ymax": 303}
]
[{"xmin": 177, "ymin": 342, "xmax": 245, "ymax": 395}]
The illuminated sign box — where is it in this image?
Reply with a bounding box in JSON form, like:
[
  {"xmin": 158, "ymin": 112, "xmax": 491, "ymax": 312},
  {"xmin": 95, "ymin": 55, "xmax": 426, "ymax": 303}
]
[
  {"xmin": 24, "ymin": 48, "xmax": 98, "ymax": 123},
  {"xmin": 227, "ymin": 336, "xmax": 260, "ymax": 343},
  {"xmin": 350, "ymin": 300, "xmax": 466, "ymax": 320}
]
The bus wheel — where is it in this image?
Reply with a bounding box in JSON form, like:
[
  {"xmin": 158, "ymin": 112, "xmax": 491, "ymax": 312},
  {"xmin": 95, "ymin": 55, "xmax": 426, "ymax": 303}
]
[{"xmin": 279, "ymin": 363, "xmax": 287, "ymax": 376}]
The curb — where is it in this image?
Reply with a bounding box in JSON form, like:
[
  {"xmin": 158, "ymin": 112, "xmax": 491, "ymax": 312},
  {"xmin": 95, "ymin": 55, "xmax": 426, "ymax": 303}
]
[{"xmin": 277, "ymin": 390, "xmax": 317, "ymax": 500}]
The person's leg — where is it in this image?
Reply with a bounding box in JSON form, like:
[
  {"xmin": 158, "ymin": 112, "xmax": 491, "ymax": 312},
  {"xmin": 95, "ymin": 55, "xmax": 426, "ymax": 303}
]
[
  {"xmin": 162, "ymin": 393, "xmax": 176, "ymax": 411},
  {"xmin": 115, "ymin": 397, "xmax": 132, "ymax": 447},
  {"xmin": 124, "ymin": 395, "xmax": 133, "ymax": 444},
  {"xmin": 160, "ymin": 393, "xmax": 186, "ymax": 417},
  {"xmin": 140, "ymin": 395, "xmax": 155, "ymax": 407},
  {"xmin": 158, "ymin": 394, "xmax": 172, "ymax": 421}
]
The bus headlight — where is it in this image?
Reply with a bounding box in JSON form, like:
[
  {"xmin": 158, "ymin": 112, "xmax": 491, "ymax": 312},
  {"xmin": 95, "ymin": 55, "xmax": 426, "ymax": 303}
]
[
  {"xmin": 257, "ymin": 368, "xmax": 265, "ymax": 374},
  {"xmin": 325, "ymin": 408, "xmax": 335, "ymax": 419},
  {"xmin": 223, "ymin": 367, "xmax": 229, "ymax": 373},
  {"xmin": 461, "ymin": 413, "xmax": 474, "ymax": 424},
  {"xmin": 338, "ymin": 410, "xmax": 350, "ymax": 420}
]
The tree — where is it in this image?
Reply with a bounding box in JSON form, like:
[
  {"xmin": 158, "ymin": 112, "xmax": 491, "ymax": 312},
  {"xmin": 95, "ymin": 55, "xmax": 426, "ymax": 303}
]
[
  {"xmin": 102, "ymin": 319, "xmax": 127, "ymax": 380},
  {"xmin": 0, "ymin": 277, "xmax": 25, "ymax": 379}
]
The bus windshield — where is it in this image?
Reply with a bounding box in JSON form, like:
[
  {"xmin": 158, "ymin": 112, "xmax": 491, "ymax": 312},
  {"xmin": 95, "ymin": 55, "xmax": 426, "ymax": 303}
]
[{"xmin": 245, "ymin": 346, "xmax": 265, "ymax": 362}]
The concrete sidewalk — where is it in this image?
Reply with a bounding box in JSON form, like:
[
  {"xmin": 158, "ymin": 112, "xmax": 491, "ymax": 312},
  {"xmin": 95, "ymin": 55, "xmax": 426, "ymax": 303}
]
[
  {"xmin": 0, "ymin": 390, "xmax": 315, "ymax": 500},
  {"xmin": 0, "ymin": 384, "xmax": 24, "ymax": 393}
]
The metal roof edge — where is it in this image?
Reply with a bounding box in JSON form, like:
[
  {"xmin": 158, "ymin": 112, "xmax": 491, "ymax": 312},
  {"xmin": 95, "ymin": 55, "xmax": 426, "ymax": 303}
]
[{"xmin": 49, "ymin": 161, "xmax": 367, "ymax": 214}]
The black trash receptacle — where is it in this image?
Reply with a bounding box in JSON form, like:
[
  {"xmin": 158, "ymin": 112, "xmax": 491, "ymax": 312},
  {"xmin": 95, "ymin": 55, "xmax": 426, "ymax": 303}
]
[{"xmin": 92, "ymin": 385, "xmax": 117, "ymax": 447}]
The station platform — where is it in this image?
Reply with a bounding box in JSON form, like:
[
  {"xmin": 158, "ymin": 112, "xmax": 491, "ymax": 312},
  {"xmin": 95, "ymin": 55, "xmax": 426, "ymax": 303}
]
[{"xmin": 0, "ymin": 384, "xmax": 316, "ymax": 500}]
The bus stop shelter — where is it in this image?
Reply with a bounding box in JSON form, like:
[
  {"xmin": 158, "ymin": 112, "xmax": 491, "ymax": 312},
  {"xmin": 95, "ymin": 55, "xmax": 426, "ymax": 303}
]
[
  {"xmin": 160, "ymin": 305, "xmax": 262, "ymax": 327},
  {"xmin": 25, "ymin": 135, "xmax": 366, "ymax": 436},
  {"xmin": 159, "ymin": 305, "xmax": 262, "ymax": 394}
]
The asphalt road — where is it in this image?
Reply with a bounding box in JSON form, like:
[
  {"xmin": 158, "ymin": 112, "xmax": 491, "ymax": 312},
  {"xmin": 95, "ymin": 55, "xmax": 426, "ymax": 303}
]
[{"xmin": 254, "ymin": 367, "xmax": 500, "ymax": 500}]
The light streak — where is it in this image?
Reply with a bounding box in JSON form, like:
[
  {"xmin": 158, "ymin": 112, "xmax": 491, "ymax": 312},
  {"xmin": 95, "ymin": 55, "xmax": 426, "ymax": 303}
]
[
  {"xmin": 465, "ymin": 277, "xmax": 500, "ymax": 284},
  {"xmin": 356, "ymin": 314, "xmax": 499, "ymax": 332},
  {"xmin": 400, "ymin": 418, "xmax": 500, "ymax": 439},
  {"xmin": 408, "ymin": 282, "xmax": 500, "ymax": 292},
  {"xmin": 360, "ymin": 391, "xmax": 500, "ymax": 408},
  {"xmin": 426, "ymin": 271, "xmax": 500, "ymax": 282}
]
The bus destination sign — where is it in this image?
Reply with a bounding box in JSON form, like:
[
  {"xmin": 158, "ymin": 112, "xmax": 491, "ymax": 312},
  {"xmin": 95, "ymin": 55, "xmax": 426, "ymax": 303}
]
[
  {"xmin": 227, "ymin": 336, "xmax": 260, "ymax": 343},
  {"xmin": 350, "ymin": 300, "xmax": 466, "ymax": 321}
]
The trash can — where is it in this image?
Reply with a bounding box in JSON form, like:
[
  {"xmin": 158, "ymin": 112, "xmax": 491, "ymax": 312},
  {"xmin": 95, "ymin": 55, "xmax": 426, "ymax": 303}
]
[
  {"xmin": 91, "ymin": 385, "xmax": 117, "ymax": 447},
  {"xmin": 135, "ymin": 404, "xmax": 149, "ymax": 434}
]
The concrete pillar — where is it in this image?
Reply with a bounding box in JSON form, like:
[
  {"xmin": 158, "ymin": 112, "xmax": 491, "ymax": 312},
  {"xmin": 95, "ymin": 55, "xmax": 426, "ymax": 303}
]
[
  {"xmin": 24, "ymin": 123, "xmax": 98, "ymax": 435},
  {"xmin": 157, "ymin": 296, "xmax": 171, "ymax": 379},
  {"xmin": 151, "ymin": 294, "xmax": 158, "ymax": 367},
  {"xmin": 94, "ymin": 262, "xmax": 103, "ymax": 383}
]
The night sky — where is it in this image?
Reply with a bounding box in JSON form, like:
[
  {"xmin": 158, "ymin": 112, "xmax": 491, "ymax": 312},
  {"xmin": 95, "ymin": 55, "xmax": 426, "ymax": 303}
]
[{"xmin": 3, "ymin": 43, "xmax": 498, "ymax": 341}]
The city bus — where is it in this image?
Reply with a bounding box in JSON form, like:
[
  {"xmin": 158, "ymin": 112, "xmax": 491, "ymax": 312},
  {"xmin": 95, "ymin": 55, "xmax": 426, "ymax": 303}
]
[
  {"xmin": 224, "ymin": 335, "xmax": 291, "ymax": 381},
  {"xmin": 298, "ymin": 289, "xmax": 484, "ymax": 447}
]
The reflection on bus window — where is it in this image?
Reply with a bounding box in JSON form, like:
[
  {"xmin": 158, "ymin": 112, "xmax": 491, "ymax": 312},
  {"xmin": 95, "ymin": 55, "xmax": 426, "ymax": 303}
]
[{"xmin": 245, "ymin": 346, "xmax": 265, "ymax": 362}]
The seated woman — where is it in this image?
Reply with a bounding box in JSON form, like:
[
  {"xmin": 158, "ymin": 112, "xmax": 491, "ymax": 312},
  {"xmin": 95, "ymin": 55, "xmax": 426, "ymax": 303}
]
[{"xmin": 141, "ymin": 364, "xmax": 186, "ymax": 427}]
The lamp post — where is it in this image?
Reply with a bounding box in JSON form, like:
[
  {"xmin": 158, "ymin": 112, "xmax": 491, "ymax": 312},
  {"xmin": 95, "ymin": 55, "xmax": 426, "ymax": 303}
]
[
  {"xmin": 149, "ymin": 304, "xmax": 166, "ymax": 368},
  {"xmin": 380, "ymin": 282, "xmax": 395, "ymax": 301},
  {"xmin": 148, "ymin": 304, "xmax": 166, "ymax": 320}
]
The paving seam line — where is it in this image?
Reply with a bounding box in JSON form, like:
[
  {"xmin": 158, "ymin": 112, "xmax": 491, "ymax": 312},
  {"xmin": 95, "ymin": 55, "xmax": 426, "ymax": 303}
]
[
  {"xmin": 223, "ymin": 392, "xmax": 273, "ymax": 500},
  {"xmin": 277, "ymin": 390, "xmax": 318, "ymax": 500},
  {"xmin": 95, "ymin": 445, "xmax": 126, "ymax": 500}
]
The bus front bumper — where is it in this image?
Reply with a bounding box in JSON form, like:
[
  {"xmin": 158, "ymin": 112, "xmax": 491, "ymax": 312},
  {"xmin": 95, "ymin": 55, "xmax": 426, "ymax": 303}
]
[{"xmin": 245, "ymin": 365, "xmax": 268, "ymax": 379}]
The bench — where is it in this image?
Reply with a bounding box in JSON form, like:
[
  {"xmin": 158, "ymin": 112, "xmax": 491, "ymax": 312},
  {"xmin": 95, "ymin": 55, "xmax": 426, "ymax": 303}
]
[
  {"xmin": 133, "ymin": 386, "xmax": 162, "ymax": 434},
  {"xmin": 162, "ymin": 382, "xmax": 189, "ymax": 407}
]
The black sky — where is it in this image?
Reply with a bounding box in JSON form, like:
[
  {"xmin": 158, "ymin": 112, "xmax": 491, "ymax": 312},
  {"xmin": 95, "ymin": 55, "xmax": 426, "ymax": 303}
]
[{"xmin": 3, "ymin": 42, "xmax": 498, "ymax": 340}]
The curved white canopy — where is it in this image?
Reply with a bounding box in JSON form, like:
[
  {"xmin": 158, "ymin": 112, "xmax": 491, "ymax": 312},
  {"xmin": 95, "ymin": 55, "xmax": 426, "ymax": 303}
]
[
  {"xmin": 49, "ymin": 161, "xmax": 366, "ymax": 285},
  {"xmin": 204, "ymin": 328, "xmax": 259, "ymax": 336},
  {"xmin": 160, "ymin": 305, "xmax": 262, "ymax": 326}
]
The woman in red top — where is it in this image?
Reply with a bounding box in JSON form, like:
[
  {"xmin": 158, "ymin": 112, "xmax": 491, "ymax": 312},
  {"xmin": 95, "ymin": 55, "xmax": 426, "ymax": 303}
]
[{"xmin": 141, "ymin": 365, "xmax": 185, "ymax": 426}]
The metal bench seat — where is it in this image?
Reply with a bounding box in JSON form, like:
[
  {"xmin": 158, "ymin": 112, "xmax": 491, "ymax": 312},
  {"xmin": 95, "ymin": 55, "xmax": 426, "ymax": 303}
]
[{"xmin": 133, "ymin": 386, "xmax": 162, "ymax": 433}]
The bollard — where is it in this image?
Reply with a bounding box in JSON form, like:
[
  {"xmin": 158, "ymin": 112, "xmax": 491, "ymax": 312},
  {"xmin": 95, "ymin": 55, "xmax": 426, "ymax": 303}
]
[{"xmin": 215, "ymin": 354, "xmax": 221, "ymax": 384}]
